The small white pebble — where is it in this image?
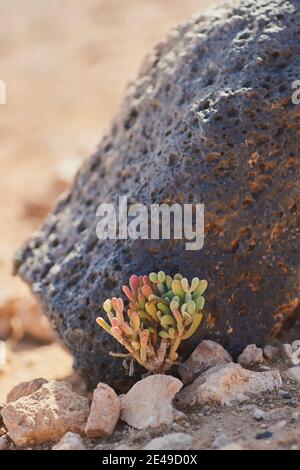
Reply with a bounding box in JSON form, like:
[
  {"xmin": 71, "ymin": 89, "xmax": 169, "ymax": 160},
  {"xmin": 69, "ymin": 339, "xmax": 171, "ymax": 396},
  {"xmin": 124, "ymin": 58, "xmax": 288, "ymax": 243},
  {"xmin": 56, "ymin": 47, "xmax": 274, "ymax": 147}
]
[
  {"xmin": 292, "ymin": 340, "xmax": 300, "ymax": 349},
  {"xmin": 253, "ymin": 409, "xmax": 266, "ymax": 420}
]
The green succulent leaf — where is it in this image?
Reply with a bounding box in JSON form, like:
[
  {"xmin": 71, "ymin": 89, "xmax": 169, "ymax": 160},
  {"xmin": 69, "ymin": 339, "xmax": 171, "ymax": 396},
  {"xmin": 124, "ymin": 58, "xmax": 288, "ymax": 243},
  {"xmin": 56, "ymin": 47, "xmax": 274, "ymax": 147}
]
[
  {"xmin": 195, "ymin": 296, "xmax": 205, "ymax": 311},
  {"xmin": 157, "ymin": 271, "xmax": 166, "ymax": 283},
  {"xmin": 187, "ymin": 299, "xmax": 196, "ymax": 315},
  {"xmin": 160, "ymin": 314, "xmax": 176, "ymax": 328},
  {"xmin": 157, "ymin": 302, "xmax": 171, "ymax": 315},
  {"xmin": 182, "ymin": 312, "xmax": 203, "ymax": 340},
  {"xmin": 149, "ymin": 272, "xmax": 158, "ymax": 283}
]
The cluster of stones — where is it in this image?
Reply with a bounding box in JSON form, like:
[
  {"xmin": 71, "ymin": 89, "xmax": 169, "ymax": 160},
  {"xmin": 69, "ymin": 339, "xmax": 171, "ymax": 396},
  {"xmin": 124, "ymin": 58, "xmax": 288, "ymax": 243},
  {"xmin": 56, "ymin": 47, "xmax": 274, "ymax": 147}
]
[{"xmin": 1, "ymin": 338, "xmax": 299, "ymax": 450}]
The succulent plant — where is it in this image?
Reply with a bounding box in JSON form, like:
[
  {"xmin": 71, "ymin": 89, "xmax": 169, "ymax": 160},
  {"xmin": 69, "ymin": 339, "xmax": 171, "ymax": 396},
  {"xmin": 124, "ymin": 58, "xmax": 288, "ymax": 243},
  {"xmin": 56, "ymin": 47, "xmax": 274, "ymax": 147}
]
[{"xmin": 96, "ymin": 272, "xmax": 207, "ymax": 374}]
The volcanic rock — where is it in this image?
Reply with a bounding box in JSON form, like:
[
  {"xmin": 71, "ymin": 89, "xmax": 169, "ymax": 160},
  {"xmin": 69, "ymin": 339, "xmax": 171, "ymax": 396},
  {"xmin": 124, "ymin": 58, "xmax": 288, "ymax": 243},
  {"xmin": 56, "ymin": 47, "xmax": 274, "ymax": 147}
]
[{"xmin": 14, "ymin": 0, "xmax": 300, "ymax": 389}]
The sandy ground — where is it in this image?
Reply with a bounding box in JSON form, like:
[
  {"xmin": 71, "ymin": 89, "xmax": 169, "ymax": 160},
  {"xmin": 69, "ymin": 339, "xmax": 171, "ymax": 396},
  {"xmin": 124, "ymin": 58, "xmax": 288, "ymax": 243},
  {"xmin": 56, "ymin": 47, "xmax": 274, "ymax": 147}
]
[{"xmin": 0, "ymin": 0, "xmax": 222, "ymax": 402}]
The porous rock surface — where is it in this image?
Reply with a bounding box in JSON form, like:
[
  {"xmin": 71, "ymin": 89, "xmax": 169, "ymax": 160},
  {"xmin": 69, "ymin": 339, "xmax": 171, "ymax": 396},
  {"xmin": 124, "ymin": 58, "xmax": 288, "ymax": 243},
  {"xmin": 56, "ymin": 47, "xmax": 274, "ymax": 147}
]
[
  {"xmin": 6, "ymin": 377, "xmax": 48, "ymax": 403},
  {"xmin": 1, "ymin": 381, "xmax": 90, "ymax": 447},
  {"xmin": 14, "ymin": 0, "xmax": 300, "ymax": 390}
]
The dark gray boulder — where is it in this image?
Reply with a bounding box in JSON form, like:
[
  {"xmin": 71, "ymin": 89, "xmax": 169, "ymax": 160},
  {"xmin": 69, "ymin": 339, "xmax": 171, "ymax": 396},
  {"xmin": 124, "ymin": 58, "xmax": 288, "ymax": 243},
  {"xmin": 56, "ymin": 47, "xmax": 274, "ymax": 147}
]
[{"xmin": 15, "ymin": 0, "xmax": 300, "ymax": 391}]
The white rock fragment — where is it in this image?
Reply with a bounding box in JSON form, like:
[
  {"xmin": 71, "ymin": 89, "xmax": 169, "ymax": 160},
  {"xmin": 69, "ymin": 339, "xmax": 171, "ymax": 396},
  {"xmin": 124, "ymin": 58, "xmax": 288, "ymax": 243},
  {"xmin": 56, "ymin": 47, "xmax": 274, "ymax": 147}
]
[
  {"xmin": 1, "ymin": 380, "xmax": 89, "ymax": 447},
  {"xmin": 120, "ymin": 374, "xmax": 183, "ymax": 429},
  {"xmin": 178, "ymin": 363, "xmax": 282, "ymax": 406},
  {"xmin": 291, "ymin": 349, "xmax": 300, "ymax": 366},
  {"xmin": 263, "ymin": 345, "xmax": 279, "ymax": 361},
  {"xmin": 211, "ymin": 433, "xmax": 230, "ymax": 449},
  {"xmin": 238, "ymin": 344, "xmax": 264, "ymax": 369},
  {"xmin": 173, "ymin": 409, "xmax": 186, "ymax": 421},
  {"xmin": 292, "ymin": 340, "xmax": 300, "ymax": 349},
  {"xmin": 52, "ymin": 432, "xmax": 86, "ymax": 450},
  {"xmin": 282, "ymin": 343, "xmax": 300, "ymax": 366},
  {"xmin": 284, "ymin": 366, "xmax": 300, "ymax": 384},
  {"xmin": 85, "ymin": 383, "xmax": 120, "ymax": 438},
  {"xmin": 281, "ymin": 343, "xmax": 293, "ymax": 359},
  {"xmin": 291, "ymin": 411, "xmax": 300, "ymax": 422},
  {"xmin": 253, "ymin": 409, "xmax": 266, "ymax": 421},
  {"xmin": 178, "ymin": 340, "xmax": 232, "ymax": 384},
  {"xmin": 143, "ymin": 433, "xmax": 192, "ymax": 450}
]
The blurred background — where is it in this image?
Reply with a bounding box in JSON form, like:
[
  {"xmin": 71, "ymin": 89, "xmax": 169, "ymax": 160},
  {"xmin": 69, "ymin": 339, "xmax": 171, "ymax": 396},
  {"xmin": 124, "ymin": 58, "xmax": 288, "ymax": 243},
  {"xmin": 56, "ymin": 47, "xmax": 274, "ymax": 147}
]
[{"xmin": 0, "ymin": 0, "xmax": 221, "ymax": 401}]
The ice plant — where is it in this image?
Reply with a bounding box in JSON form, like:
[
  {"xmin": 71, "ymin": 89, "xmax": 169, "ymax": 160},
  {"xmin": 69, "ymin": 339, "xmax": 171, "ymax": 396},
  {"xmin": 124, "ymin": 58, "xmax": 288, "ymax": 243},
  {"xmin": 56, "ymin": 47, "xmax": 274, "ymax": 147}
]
[{"xmin": 96, "ymin": 272, "xmax": 207, "ymax": 374}]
